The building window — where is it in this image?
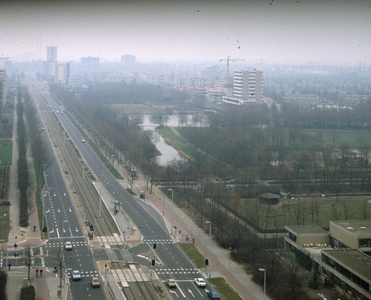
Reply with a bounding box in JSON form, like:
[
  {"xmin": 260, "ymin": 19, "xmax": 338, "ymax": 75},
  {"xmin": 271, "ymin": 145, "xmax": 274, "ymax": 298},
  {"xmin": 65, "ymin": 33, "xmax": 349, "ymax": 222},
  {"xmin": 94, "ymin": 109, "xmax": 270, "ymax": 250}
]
[{"xmin": 359, "ymin": 239, "xmax": 371, "ymax": 248}]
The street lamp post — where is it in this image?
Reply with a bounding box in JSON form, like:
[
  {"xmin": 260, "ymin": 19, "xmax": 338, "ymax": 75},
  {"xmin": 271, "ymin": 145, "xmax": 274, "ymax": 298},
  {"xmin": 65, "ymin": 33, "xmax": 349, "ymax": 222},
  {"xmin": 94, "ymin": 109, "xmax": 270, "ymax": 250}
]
[
  {"xmin": 259, "ymin": 268, "xmax": 266, "ymax": 300},
  {"xmin": 2, "ymin": 214, "xmax": 6, "ymax": 251},
  {"xmin": 168, "ymin": 189, "xmax": 173, "ymax": 236},
  {"xmin": 205, "ymin": 221, "xmax": 211, "ymax": 279}
]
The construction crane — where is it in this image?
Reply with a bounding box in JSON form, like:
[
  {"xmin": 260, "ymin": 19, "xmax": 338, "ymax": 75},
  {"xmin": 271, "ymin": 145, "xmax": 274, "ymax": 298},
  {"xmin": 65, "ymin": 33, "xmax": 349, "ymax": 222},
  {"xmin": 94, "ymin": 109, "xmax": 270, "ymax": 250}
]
[{"xmin": 219, "ymin": 56, "xmax": 245, "ymax": 84}]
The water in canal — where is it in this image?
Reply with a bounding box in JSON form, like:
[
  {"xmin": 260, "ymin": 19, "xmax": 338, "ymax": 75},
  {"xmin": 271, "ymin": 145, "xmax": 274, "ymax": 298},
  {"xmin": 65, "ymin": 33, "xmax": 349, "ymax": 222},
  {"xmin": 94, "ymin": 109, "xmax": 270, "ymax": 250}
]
[{"xmin": 142, "ymin": 114, "xmax": 207, "ymax": 166}]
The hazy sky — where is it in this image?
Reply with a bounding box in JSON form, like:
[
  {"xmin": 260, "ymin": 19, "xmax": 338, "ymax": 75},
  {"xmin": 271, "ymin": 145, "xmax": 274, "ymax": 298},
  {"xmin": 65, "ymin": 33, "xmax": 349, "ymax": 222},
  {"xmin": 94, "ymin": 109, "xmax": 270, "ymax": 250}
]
[{"xmin": 1, "ymin": 0, "xmax": 370, "ymax": 64}]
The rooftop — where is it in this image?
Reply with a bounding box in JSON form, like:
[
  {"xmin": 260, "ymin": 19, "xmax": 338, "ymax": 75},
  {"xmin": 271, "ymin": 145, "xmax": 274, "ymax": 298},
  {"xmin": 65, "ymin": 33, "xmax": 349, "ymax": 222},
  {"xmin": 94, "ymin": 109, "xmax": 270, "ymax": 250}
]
[
  {"xmin": 331, "ymin": 220, "xmax": 371, "ymax": 237},
  {"xmin": 323, "ymin": 249, "xmax": 371, "ymax": 281},
  {"xmin": 286, "ymin": 225, "xmax": 329, "ymax": 236}
]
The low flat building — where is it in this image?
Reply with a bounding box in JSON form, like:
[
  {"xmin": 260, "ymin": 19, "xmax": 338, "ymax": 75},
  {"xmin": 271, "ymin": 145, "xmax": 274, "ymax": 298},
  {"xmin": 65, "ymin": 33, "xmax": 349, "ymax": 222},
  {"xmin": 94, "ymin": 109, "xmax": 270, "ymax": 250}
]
[
  {"xmin": 285, "ymin": 220, "xmax": 371, "ymax": 299},
  {"xmin": 330, "ymin": 220, "xmax": 371, "ymax": 255},
  {"xmin": 318, "ymin": 249, "xmax": 371, "ymax": 300}
]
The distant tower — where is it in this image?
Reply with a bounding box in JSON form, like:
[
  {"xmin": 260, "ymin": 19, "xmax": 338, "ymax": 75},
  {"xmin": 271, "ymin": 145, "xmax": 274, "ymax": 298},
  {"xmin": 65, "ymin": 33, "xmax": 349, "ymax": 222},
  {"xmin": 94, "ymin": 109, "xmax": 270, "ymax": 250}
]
[{"xmin": 47, "ymin": 46, "xmax": 57, "ymax": 62}]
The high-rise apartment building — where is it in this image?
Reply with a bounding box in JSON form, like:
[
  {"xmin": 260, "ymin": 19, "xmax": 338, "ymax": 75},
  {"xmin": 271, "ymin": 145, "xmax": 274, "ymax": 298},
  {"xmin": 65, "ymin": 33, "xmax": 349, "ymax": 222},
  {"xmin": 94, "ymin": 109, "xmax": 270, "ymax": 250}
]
[
  {"xmin": 222, "ymin": 69, "xmax": 263, "ymax": 105},
  {"xmin": 47, "ymin": 46, "xmax": 57, "ymax": 62}
]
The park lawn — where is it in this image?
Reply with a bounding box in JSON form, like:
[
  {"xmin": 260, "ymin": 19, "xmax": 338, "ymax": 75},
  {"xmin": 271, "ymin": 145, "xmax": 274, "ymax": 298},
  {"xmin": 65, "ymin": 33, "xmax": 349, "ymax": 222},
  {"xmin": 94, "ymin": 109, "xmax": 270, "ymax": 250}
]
[
  {"xmin": 172, "ymin": 126, "xmax": 371, "ymax": 151},
  {"xmin": 209, "ymin": 278, "xmax": 243, "ymax": 300},
  {"xmin": 0, "ymin": 141, "xmax": 13, "ymax": 165},
  {"xmin": 178, "ymin": 243, "xmax": 206, "ymax": 268},
  {"xmin": 242, "ymin": 196, "xmax": 371, "ymax": 231},
  {"xmin": 3, "ymin": 113, "xmax": 14, "ymax": 124},
  {"xmin": 158, "ymin": 127, "xmax": 196, "ymax": 161},
  {"xmin": 303, "ymin": 130, "xmax": 371, "ymax": 149}
]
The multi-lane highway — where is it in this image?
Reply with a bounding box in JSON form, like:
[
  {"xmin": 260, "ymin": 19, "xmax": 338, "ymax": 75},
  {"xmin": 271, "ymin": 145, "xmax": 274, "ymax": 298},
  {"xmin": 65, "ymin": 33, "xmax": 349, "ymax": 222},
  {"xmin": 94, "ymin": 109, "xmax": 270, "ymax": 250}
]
[
  {"xmin": 27, "ymin": 74, "xmax": 220, "ymax": 299},
  {"xmin": 25, "ymin": 74, "xmax": 108, "ymax": 300}
]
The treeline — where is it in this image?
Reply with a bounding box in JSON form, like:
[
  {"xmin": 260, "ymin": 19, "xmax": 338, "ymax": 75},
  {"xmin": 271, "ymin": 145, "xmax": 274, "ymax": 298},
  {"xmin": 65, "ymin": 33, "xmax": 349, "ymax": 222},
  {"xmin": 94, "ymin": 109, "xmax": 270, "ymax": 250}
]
[
  {"xmin": 16, "ymin": 85, "xmax": 50, "ymax": 227},
  {"xmin": 179, "ymin": 103, "xmax": 371, "ymax": 194},
  {"xmin": 50, "ymin": 85, "xmax": 158, "ymax": 170},
  {"xmin": 17, "ymin": 85, "xmax": 29, "ymax": 226},
  {"xmin": 23, "ymin": 88, "xmax": 51, "ymax": 182}
]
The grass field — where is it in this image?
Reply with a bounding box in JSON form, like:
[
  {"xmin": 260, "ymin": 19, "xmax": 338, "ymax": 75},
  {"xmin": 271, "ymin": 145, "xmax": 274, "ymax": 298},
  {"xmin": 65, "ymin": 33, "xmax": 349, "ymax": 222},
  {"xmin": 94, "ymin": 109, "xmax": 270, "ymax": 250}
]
[
  {"xmin": 158, "ymin": 127, "xmax": 196, "ymax": 160},
  {"xmin": 0, "ymin": 141, "xmax": 13, "ymax": 165},
  {"xmin": 303, "ymin": 129, "xmax": 371, "ymax": 149},
  {"xmin": 209, "ymin": 278, "xmax": 243, "ymax": 300},
  {"xmin": 2, "ymin": 113, "xmax": 14, "ymax": 124},
  {"xmin": 178, "ymin": 243, "xmax": 206, "ymax": 268},
  {"xmin": 243, "ymin": 195, "xmax": 371, "ymax": 230},
  {"xmin": 165, "ymin": 126, "xmax": 371, "ymax": 150}
]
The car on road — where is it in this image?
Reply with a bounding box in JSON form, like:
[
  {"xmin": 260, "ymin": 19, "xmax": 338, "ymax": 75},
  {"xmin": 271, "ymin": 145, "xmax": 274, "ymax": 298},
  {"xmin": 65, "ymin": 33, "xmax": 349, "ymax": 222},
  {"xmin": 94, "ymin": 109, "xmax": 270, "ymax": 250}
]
[
  {"xmin": 91, "ymin": 276, "xmax": 100, "ymax": 287},
  {"xmin": 207, "ymin": 291, "xmax": 220, "ymax": 299},
  {"xmin": 194, "ymin": 278, "xmax": 207, "ymax": 287},
  {"xmin": 81, "ymin": 139, "xmax": 85, "ymax": 143},
  {"xmin": 65, "ymin": 241, "xmax": 73, "ymax": 250},
  {"xmin": 166, "ymin": 279, "xmax": 177, "ymax": 288},
  {"xmin": 72, "ymin": 270, "xmax": 81, "ymax": 281}
]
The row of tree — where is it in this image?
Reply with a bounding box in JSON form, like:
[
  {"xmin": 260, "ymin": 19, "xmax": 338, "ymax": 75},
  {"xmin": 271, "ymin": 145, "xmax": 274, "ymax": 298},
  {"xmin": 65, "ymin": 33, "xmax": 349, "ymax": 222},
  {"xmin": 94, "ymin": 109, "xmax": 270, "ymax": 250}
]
[{"xmin": 17, "ymin": 85, "xmax": 30, "ymax": 226}]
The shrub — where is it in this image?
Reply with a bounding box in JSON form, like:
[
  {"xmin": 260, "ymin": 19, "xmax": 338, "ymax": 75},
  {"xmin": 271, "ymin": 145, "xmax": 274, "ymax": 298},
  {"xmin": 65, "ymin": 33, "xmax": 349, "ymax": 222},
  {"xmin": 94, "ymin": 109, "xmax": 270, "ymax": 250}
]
[
  {"xmin": 20, "ymin": 285, "xmax": 35, "ymax": 300},
  {"xmin": 0, "ymin": 270, "xmax": 7, "ymax": 300}
]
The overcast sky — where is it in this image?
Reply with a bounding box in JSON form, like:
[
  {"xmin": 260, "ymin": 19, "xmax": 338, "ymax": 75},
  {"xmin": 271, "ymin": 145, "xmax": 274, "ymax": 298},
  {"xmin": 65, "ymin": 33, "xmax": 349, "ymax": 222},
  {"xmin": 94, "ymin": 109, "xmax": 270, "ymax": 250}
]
[{"xmin": 1, "ymin": 0, "xmax": 370, "ymax": 65}]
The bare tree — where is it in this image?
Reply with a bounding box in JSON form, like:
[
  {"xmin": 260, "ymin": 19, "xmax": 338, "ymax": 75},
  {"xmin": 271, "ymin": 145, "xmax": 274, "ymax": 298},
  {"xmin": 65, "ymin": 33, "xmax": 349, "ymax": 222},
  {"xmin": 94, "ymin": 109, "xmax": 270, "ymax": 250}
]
[
  {"xmin": 280, "ymin": 257, "xmax": 310, "ymax": 300},
  {"xmin": 50, "ymin": 246, "xmax": 70, "ymax": 288},
  {"xmin": 265, "ymin": 249, "xmax": 282, "ymax": 286},
  {"xmin": 358, "ymin": 200, "xmax": 370, "ymax": 220},
  {"xmin": 24, "ymin": 244, "xmax": 33, "ymax": 281},
  {"xmin": 244, "ymin": 199, "xmax": 264, "ymax": 232},
  {"xmin": 341, "ymin": 201, "xmax": 356, "ymax": 220}
]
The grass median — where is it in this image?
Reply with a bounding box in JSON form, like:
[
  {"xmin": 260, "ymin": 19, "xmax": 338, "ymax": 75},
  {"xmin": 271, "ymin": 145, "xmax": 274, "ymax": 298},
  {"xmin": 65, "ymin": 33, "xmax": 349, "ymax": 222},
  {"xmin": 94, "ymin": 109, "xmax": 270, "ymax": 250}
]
[{"xmin": 178, "ymin": 243, "xmax": 243, "ymax": 300}]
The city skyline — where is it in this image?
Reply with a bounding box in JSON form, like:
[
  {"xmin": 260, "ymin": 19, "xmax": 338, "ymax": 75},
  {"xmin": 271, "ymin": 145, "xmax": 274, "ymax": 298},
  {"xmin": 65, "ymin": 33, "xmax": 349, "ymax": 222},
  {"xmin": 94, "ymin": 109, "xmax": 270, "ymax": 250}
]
[{"xmin": 0, "ymin": 0, "xmax": 370, "ymax": 65}]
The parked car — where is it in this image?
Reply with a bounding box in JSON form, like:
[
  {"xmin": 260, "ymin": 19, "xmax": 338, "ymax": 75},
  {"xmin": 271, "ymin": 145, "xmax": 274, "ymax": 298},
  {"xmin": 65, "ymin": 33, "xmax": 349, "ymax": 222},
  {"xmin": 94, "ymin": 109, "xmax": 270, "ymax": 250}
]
[
  {"xmin": 91, "ymin": 276, "xmax": 100, "ymax": 287},
  {"xmin": 194, "ymin": 278, "xmax": 207, "ymax": 287},
  {"xmin": 65, "ymin": 241, "xmax": 72, "ymax": 250},
  {"xmin": 72, "ymin": 270, "xmax": 81, "ymax": 281},
  {"xmin": 207, "ymin": 291, "xmax": 220, "ymax": 299},
  {"xmin": 166, "ymin": 279, "xmax": 177, "ymax": 288}
]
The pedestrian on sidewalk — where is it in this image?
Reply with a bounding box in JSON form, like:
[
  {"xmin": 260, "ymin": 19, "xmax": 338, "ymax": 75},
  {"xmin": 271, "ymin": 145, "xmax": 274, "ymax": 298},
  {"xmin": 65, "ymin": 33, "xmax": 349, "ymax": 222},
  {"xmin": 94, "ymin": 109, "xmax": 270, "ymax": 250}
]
[
  {"xmin": 8, "ymin": 263, "xmax": 11, "ymax": 270},
  {"xmin": 36, "ymin": 268, "xmax": 39, "ymax": 276},
  {"xmin": 40, "ymin": 269, "xmax": 43, "ymax": 276}
]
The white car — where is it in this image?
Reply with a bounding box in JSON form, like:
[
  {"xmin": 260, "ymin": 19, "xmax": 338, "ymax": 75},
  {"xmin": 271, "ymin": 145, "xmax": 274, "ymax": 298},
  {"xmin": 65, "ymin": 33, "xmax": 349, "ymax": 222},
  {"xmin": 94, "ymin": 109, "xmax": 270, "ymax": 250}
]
[
  {"xmin": 65, "ymin": 241, "xmax": 72, "ymax": 250},
  {"xmin": 72, "ymin": 270, "xmax": 81, "ymax": 280},
  {"xmin": 194, "ymin": 278, "xmax": 207, "ymax": 287},
  {"xmin": 166, "ymin": 279, "xmax": 177, "ymax": 288}
]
